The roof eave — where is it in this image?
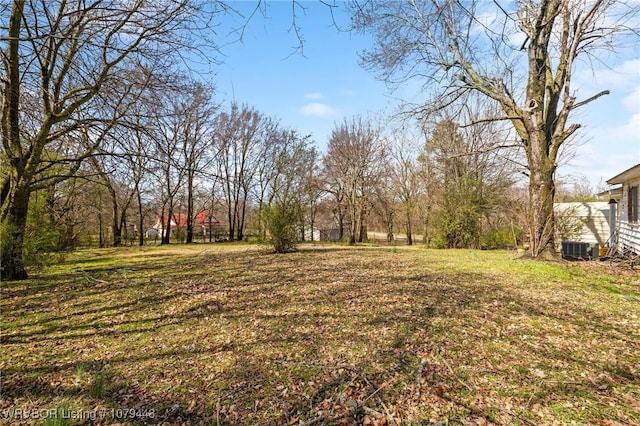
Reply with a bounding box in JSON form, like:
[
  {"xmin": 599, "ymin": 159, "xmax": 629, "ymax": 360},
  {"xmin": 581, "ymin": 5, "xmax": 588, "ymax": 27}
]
[{"xmin": 606, "ymin": 163, "xmax": 640, "ymax": 185}]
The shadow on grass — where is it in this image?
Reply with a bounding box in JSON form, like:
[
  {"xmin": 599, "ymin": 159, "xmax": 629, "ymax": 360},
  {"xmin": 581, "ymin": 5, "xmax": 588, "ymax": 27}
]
[{"xmin": 2, "ymin": 245, "xmax": 638, "ymax": 424}]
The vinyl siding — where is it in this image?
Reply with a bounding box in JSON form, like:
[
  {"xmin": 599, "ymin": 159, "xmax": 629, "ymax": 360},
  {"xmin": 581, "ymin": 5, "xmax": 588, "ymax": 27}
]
[
  {"xmin": 617, "ymin": 176, "xmax": 640, "ymax": 254},
  {"xmin": 554, "ymin": 202, "xmax": 611, "ymax": 246}
]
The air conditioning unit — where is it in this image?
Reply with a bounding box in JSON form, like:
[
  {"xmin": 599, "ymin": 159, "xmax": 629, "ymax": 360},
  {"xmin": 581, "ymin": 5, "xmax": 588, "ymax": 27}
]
[{"xmin": 561, "ymin": 241, "xmax": 599, "ymax": 259}]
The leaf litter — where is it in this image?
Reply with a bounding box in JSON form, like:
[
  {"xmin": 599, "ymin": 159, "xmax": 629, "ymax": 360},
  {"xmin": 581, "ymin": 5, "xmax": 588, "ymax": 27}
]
[{"xmin": 1, "ymin": 244, "xmax": 638, "ymax": 425}]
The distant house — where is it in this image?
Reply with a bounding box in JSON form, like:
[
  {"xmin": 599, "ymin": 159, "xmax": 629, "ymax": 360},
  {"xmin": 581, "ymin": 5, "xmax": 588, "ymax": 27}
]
[
  {"xmin": 152, "ymin": 212, "xmax": 225, "ymax": 241},
  {"xmin": 606, "ymin": 163, "xmax": 640, "ymax": 255}
]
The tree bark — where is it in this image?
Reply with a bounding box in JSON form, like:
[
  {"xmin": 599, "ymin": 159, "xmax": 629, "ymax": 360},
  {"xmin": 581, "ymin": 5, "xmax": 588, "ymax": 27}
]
[
  {"xmin": 1, "ymin": 0, "xmax": 28, "ymax": 280},
  {"xmin": 137, "ymin": 185, "xmax": 144, "ymax": 247},
  {"xmin": 358, "ymin": 205, "xmax": 367, "ymax": 243},
  {"xmin": 1, "ymin": 182, "xmax": 30, "ymax": 280},
  {"xmin": 528, "ymin": 149, "xmax": 557, "ymax": 257},
  {"xmin": 186, "ymin": 171, "xmax": 194, "ymax": 244},
  {"xmin": 109, "ymin": 185, "xmax": 122, "ymax": 247},
  {"xmin": 162, "ymin": 205, "xmax": 173, "ymax": 245},
  {"xmin": 386, "ymin": 211, "xmax": 394, "ymax": 242}
]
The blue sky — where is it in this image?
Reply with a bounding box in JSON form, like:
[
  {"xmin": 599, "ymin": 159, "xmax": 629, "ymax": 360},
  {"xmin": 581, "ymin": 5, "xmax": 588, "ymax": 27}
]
[
  {"xmin": 210, "ymin": 1, "xmax": 639, "ymax": 190},
  {"xmin": 213, "ymin": 1, "xmax": 391, "ymax": 145}
]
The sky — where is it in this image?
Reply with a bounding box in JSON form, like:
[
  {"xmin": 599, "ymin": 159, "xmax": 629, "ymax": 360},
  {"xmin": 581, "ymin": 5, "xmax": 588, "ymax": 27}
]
[{"xmin": 207, "ymin": 1, "xmax": 640, "ymax": 191}]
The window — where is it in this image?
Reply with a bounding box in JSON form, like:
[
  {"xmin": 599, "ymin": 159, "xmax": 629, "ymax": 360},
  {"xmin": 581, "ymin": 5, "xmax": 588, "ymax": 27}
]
[{"xmin": 629, "ymin": 185, "xmax": 639, "ymax": 223}]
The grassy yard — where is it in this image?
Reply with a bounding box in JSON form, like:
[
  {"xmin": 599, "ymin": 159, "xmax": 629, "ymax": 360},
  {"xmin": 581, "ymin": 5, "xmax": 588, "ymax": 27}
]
[{"xmin": 1, "ymin": 243, "xmax": 639, "ymax": 425}]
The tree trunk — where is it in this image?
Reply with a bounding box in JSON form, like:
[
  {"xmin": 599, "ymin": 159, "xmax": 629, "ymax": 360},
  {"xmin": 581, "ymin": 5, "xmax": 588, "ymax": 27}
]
[
  {"xmin": 423, "ymin": 205, "xmax": 432, "ymax": 246},
  {"xmin": 137, "ymin": 187, "xmax": 144, "ymax": 246},
  {"xmin": 349, "ymin": 206, "xmax": 357, "ymax": 245},
  {"xmin": 349, "ymin": 187, "xmax": 358, "ymax": 245},
  {"xmin": 358, "ymin": 206, "xmax": 367, "ymax": 243},
  {"xmin": 98, "ymin": 212, "xmax": 104, "ymax": 248},
  {"xmin": 1, "ymin": 183, "xmax": 30, "ymax": 280},
  {"xmin": 406, "ymin": 210, "xmax": 413, "ymax": 246},
  {"xmin": 162, "ymin": 205, "xmax": 172, "ymax": 245},
  {"xmin": 386, "ymin": 211, "xmax": 394, "ymax": 242},
  {"xmin": 237, "ymin": 199, "xmax": 246, "ymax": 241},
  {"xmin": 1, "ymin": 1, "xmax": 28, "ymax": 280},
  {"xmin": 528, "ymin": 158, "xmax": 556, "ymax": 257},
  {"xmin": 309, "ymin": 202, "xmax": 316, "ymax": 242},
  {"xmin": 110, "ymin": 187, "xmax": 122, "ymax": 247},
  {"xmin": 186, "ymin": 171, "xmax": 194, "ymax": 244},
  {"xmin": 258, "ymin": 199, "xmax": 266, "ymax": 240},
  {"xmin": 227, "ymin": 207, "xmax": 235, "ymax": 241}
]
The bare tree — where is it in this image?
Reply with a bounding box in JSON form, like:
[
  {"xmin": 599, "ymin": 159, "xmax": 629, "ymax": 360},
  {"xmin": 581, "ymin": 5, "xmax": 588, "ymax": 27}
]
[
  {"xmin": 417, "ymin": 106, "xmax": 517, "ymax": 249},
  {"xmin": 321, "ymin": 168, "xmax": 348, "ymax": 241},
  {"xmin": 88, "ymin": 74, "xmax": 154, "ymax": 248},
  {"xmin": 350, "ymin": 0, "xmax": 639, "ymax": 257},
  {"xmin": 1, "ymin": 0, "xmax": 221, "ymax": 279},
  {"xmin": 298, "ymin": 146, "xmax": 322, "ymax": 241},
  {"xmin": 323, "ymin": 116, "xmax": 387, "ymax": 245},
  {"xmin": 371, "ymin": 164, "xmax": 396, "ymax": 243},
  {"xmin": 179, "ymin": 82, "xmax": 217, "ymax": 244},
  {"xmin": 147, "ymin": 84, "xmax": 190, "ymax": 245},
  {"xmin": 213, "ymin": 103, "xmax": 268, "ymax": 241},
  {"xmin": 423, "ymin": 119, "xmax": 485, "ymax": 248},
  {"xmin": 253, "ymin": 121, "xmax": 288, "ymax": 239},
  {"xmin": 392, "ymin": 142, "xmax": 422, "ymax": 245}
]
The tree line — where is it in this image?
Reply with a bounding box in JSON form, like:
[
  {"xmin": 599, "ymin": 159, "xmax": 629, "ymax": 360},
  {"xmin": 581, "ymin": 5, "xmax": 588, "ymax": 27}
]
[
  {"xmin": 4, "ymin": 70, "xmax": 529, "ymax": 259},
  {"xmin": 2, "ymin": 0, "xmax": 637, "ymax": 280}
]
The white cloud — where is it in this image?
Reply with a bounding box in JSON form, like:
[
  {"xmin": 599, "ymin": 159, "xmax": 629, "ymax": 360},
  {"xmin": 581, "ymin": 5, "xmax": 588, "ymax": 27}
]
[
  {"xmin": 508, "ymin": 31, "xmax": 528, "ymax": 50},
  {"xmin": 612, "ymin": 112, "xmax": 640, "ymax": 144},
  {"xmin": 299, "ymin": 103, "xmax": 337, "ymax": 118},
  {"xmin": 304, "ymin": 92, "xmax": 324, "ymax": 100},
  {"xmin": 622, "ymin": 85, "xmax": 640, "ymax": 112},
  {"xmin": 569, "ymin": 57, "xmax": 640, "ymax": 181},
  {"xmin": 567, "ymin": 111, "xmax": 640, "ymax": 186},
  {"xmin": 576, "ymin": 58, "xmax": 640, "ymax": 91}
]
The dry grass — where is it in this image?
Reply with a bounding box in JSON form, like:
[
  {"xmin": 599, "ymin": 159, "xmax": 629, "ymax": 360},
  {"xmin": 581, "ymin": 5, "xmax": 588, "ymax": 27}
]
[{"xmin": 1, "ymin": 243, "xmax": 639, "ymax": 425}]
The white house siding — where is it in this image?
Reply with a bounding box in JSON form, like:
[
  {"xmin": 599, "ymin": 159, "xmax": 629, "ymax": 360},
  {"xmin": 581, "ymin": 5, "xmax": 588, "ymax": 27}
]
[
  {"xmin": 617, "ymin": 220, "xmax": 640, "ymax": 254},
  {"xmin": 554, "ymin": 202, "xmax": 611, "ymax": 246},
  {"xmin": 617, "ymin": 176, "xmax": 640, "ymax": 254}
]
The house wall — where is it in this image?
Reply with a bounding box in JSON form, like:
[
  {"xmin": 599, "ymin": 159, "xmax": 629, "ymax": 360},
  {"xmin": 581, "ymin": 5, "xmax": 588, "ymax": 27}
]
[
  {"xmin": 554, "ymin": 202, "xmax": 611, "ymax": 246},
  {"xmin": 617, "ymin": 177, "xmax": 640, "ymax": 255}
]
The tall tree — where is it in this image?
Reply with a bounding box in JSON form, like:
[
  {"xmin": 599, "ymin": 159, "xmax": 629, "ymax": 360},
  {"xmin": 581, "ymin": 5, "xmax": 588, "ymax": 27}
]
[
  {"xmin": 213, "ymin": 103, "xmax": 267, "ymax": 241},
  {"xmin": 178, "ymin": 82, "xmax": 216, "ymax": 244},
  {"xmin": 1, "ymin": 0, "xmax": 220, "ymax": 279},
  {"xmin": 350, "ymin": 0, "xmax": 639, "ymax": 257},
  {"xmin": 298, "ymin": 146, "xmax": 322, "ymax": 241},
  {"xmin": 396, "ymin": 151, "xmax": 420, "ymax": 245},
  {"xmin": 148, "ymin": 83, "xmax": 188, "ymax": 245},
  {"xmin": 323, "ymin": 116, "xmax": 387, "ymax": 245},
  {"xmin": 423, "ymin": 119, "xmax": 487, "ymax": 248},
  {"xmin": 253, "ymin": 120, "xmax": 287, "ymax": 239},
  {"xmin": 88, "ymin": 101, "xmax": 152, "ymax": 248}
]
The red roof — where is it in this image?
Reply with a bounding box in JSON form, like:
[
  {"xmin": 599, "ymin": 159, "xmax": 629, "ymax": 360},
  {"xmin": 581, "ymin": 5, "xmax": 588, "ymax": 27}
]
[{"xmin": 155, "ymin": 212, "xmax": 222, "ymax": 229}]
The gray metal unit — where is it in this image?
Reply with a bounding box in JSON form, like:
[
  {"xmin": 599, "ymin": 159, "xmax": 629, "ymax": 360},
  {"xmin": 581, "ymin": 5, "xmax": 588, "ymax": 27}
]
[{"xmin": 561, "ymin": 241, "xmax": 598, "ymax": 259}]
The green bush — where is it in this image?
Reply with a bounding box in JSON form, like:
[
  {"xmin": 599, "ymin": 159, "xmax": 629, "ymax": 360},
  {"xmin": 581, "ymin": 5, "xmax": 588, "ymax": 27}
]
[
  {"xmin": 1, "ymin": 220, "xmax": 65, "ymax": 276},
  {"xmin": 433, "ymin": 212, "xmax": 481, "ymax": 249},
  {"xmin": 482, "ymin": 226, "xmax": 519, "ymax": 249},
  {"xmin": 264, "ymin": 204, "xmax": 299, "ymax": 253}
]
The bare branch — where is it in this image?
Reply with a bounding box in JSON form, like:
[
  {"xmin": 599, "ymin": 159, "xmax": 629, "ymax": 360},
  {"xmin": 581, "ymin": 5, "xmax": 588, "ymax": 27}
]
[
  {"xmin": 460, "ymin": 115, "xmax": 524, "ymax": 127},
  {"xmin": 572, "ymin": 89, "xmax": 610, "ymax": 110}
]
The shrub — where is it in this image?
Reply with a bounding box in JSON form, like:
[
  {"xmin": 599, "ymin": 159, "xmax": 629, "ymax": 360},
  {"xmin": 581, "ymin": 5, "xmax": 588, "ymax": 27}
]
[
  {"xmin": 482, "ymin": 226, "xmax": 520, "ymax": 249},
  {"xmin": 1, "ymin": 220, "xmax": 66, "ymax": 276},
  {"xmin": 264, "ymin": 204, "xmax": 299, "ymax": 253}
]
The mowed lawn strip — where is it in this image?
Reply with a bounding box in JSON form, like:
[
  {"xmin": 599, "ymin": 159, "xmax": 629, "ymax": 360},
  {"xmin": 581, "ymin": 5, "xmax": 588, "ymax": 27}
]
[{"xmin": 1, "ymin": 244, "xmax": 638, "ymax": 425}]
